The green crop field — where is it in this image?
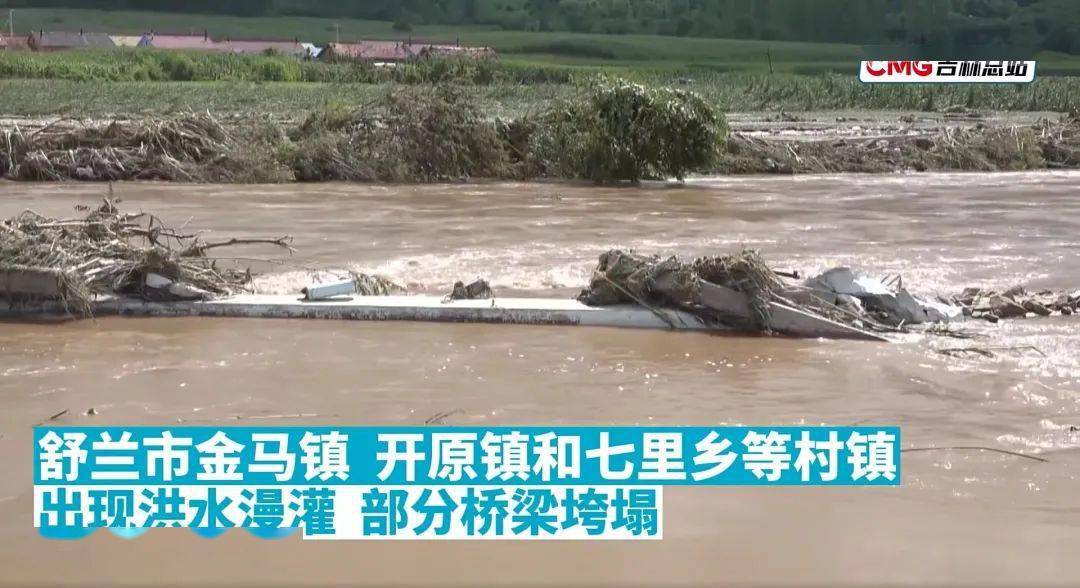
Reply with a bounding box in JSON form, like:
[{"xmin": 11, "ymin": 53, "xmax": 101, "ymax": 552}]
[
  {"xmin": 1, "ymin": 7, "xmax": 1080, "ymax": 119},
  {"xmin": 3, "ymin": 73, "xmax": 1079, "ymax": 119},
  {"xmin": 1, "ymin": 7, "xmax": 875, "ymax": 73}
]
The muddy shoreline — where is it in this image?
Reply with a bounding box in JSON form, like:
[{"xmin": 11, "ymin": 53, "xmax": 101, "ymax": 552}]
[{"xmin": 2, "ymin": 110, "xmax": 1078, "ymax": 182}]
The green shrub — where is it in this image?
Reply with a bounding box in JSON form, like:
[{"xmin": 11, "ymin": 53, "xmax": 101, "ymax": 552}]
[
  {"xmin": 160, "ymin": 53, "xmax": 197, "ymax": 81},
  {"xmin": 257, "ymin": 59, "xmax": 302, "ymax": 82},
  {"xmin": 531, "ymin": 79, "xmax": 727, "ymax": 182}
]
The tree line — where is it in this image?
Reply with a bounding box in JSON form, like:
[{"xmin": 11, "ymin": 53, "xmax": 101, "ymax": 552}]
[{"xmin": 3, "ymin": 0, "xmax": 1079, "ymax": 55}]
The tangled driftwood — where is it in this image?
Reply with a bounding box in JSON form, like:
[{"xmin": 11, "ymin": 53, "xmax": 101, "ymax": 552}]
[{"xmin": 0, "ymin": 197, "xmax": 292, "ymax": 313}]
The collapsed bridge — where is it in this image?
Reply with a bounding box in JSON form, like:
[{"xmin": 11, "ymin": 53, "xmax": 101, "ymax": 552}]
[{"xmin": 2, "ymin": 201, "xmax": 1076, "ymax": 341}]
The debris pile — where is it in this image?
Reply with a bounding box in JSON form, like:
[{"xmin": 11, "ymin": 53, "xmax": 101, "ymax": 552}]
[
  {"xmin": 577, "ymin": 249, "xmax": 783, "ymax": 329},
  {"xmin": 350, "ymin": 271, "xmax": 407, "ymax": 296},
  {"xmin": 446, "ymin": 279, "xmax": 494, "ymax": 300},
  {"xmin": 0, "ymin": 198, "xmax": 292, "ymax": 313},
  {"xmin": 716, "ymin": 114, "xmax": 1080, "ymax": 175},
  {"xmin": 287, "ymin": 87, "xmax": 513, "ymax": 183},
  {"xmin": 1, "ymin": 114, "xmax": 289, "ymax": 183},
  {"xmin": 578, "ymin": 250, "xmax": 1073, "ymax": 337},
  {"xmin": 955, "ymin": 286, "xmax": 1079, "ymax": 322},
  {"xmin": 4, "ymin": 108, "xmax": 1080, "ymax": 184},
  {"xmin": 802, "ymin": 267, "xmax": 961, "ymax": 326},
  {"xmin": 578, "ymin": 249, "xmax": 858, "ymax": 334}
]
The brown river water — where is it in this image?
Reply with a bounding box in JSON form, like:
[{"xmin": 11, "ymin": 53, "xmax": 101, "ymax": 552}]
[{"xmin": 0, "ymin": 173, "xmax": 1079, "ymax": 586}]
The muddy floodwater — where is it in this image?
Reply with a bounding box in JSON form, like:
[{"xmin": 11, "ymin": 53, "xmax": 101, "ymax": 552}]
[{"xmin": 1, "ymin": 173, "xmax": 1079, "ymax": 585}]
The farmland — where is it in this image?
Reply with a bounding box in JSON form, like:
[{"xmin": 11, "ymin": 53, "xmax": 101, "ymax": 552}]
[
  {"xmin": 0, "ymin": 8, "xmax": 1077, "ymax": 126},
  {"xmin": 0, "ymin": 7, "xmax": 919, "ymax": 73},
  {"xmin": 2, "ymin": 70, "xmax": 1080, "ymax": 120}
]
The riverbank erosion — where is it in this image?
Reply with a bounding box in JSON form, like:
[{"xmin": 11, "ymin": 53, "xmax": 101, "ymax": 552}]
[{"xmin": 1, "ymin": 86, "xmax": 1079, "ymax": 182}]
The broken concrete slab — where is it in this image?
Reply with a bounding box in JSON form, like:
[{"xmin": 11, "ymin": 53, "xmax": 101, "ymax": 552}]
[
  {"xmin": 699, "ymin": 281, "xmax": 887, "ymax": 341},
  {"xmin": 805, "ymin": 267, "xmax": 892, "ymax": 297},
  {"xmin": 989, "ymin": 295, "xmax": 1028, "ymax": 319},
  {"xmin": 804, "ymin": 267, "xmax": 961, "ymax": 325},
  {"xmin": 1022, "ymin": 299, "xmax": 1053, "ymax": 316},
  {"xmin": 0, "ymin": 265, "xmax": 67, "ymax": 299},
  {"xmin": 144, "ymin": 272, "xmax": 213, "ymax": 301}
]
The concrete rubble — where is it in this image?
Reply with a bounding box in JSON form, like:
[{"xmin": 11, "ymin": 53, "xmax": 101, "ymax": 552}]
[
  {"xmin": 803, "ymin": 267, "xmax": 963, "ymax": 326},
  {"xmin": 956, "ymin": 286, "xmax": 1080, "ymax": 322}
]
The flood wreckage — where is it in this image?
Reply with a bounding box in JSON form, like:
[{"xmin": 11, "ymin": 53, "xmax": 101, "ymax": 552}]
[{"xmin": 2, "ymin": 201, "xmax": 1076, "ymax": 341}]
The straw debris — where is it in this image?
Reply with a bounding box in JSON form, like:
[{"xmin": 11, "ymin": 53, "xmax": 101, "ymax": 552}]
[
  {"xmin": 715, "ymin": 115, "xmax": 1080, "ymax": 174},
  {"xmin": 578, "ymin": 248, "xmax": 786, "ymax": 330},
  {"xmin": 1, "ymin": 113, "xmax": 291, "ymax": 183},
  {"xmin": 0, "ymin": 197, "xmax": 292, "ymax": 314}
]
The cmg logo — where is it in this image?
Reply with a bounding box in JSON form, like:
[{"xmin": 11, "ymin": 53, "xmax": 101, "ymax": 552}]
[
  {"xmin": 862, "ymin": 61, "xmax": 934, "ymax": 77},
  {"xmin": 859, "ymin": 60, "xmax": 1037, "ymax": 83}
]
